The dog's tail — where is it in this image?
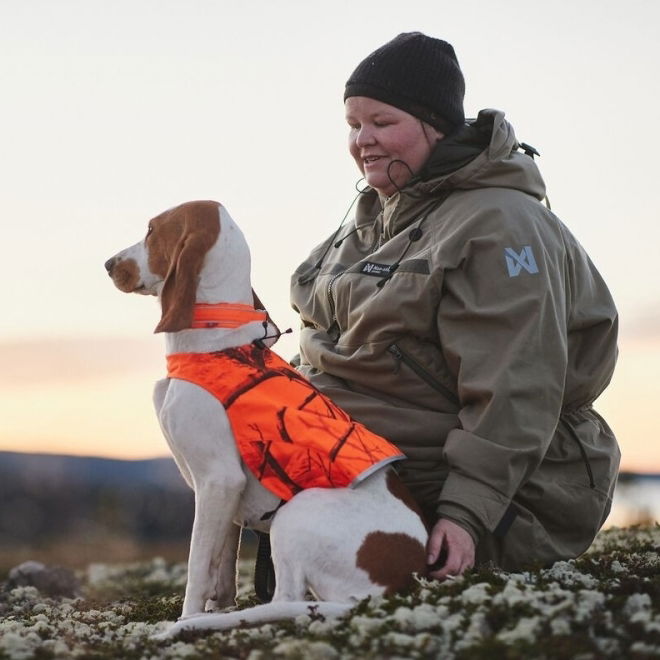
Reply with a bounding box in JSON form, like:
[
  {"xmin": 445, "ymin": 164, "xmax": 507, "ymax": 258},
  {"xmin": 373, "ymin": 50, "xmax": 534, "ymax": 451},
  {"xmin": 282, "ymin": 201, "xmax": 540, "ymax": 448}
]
[{"xmin": 154, "ymin": 601, "xmax": 353, "ymax": 639}]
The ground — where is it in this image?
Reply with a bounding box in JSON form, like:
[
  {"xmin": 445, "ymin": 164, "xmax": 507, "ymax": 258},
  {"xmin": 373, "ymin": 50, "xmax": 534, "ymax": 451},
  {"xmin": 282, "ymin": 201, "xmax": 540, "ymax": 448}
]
[{"xmin": 0, "ymin": 525, "xmax": 659, "ymax": 659}]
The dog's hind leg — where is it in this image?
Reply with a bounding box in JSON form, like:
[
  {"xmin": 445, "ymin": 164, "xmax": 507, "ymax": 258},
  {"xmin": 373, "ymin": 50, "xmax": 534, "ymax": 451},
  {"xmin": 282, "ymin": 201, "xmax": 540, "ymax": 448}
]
[
  {"xmin": 270, "ymin": 551, "xmax": 307, "ymax": 602},
  {"xmin": 154, "ymin": 601, "xmax": 353, "ymax": 639}
]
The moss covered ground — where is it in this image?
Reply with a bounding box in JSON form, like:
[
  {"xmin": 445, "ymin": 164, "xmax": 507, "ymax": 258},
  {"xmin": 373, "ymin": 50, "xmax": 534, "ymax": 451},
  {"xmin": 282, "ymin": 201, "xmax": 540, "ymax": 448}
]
[{"xmin": 1, "ymin": 525, "xmax": 659, "ymax": 659}]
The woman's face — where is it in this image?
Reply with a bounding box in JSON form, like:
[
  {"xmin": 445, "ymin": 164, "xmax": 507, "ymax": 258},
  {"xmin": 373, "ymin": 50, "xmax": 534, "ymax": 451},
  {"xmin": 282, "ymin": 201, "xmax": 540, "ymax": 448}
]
[{"xmin": 345, "ymin": 96, "xmax": 443, "ymax": 197}]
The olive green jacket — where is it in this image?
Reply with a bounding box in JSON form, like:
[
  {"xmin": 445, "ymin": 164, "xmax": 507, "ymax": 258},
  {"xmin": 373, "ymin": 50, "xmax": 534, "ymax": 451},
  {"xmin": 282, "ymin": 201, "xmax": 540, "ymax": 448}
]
[{"xmin": 290, "ymin": 109, "xmax": 620, "ymax": 569}]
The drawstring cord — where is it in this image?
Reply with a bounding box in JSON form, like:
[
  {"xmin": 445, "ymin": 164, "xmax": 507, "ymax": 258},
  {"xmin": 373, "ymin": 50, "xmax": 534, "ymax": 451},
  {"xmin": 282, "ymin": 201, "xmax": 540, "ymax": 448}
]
[
  {"xmin": 334, "ymin": 225, "xmax": 360, "ymax": 248},
  {"xmin": 385, "ymin": 159, "xmax": 429, "ymax": 200},
  {"xmin": 297, "ymin": 160, "xmax": 420, "ymax": 287},
  {"xmin": 519, "ymin": 141, "xmax": 551, "ymax": 210},
  {"xmin": 298, "ymin": 159, "xmax": 448, "ymax": 290},
  {"xmin": 296, "ymin": 186, "xmax": 367, "ymax": 285},
  {"xmin": 376, "ymin": 192, "xmax": 451, "ymax": 289},
  {"xmin": 375, "ymin": 221, "xmax": 426, "ymax": 289}
]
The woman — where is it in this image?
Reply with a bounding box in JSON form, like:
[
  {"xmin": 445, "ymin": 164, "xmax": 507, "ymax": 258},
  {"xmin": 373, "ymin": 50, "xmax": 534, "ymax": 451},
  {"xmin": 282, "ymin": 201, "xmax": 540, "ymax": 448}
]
[{"xmin": 290, "ymin": 32, "xmax": 620, "ymax": 578}]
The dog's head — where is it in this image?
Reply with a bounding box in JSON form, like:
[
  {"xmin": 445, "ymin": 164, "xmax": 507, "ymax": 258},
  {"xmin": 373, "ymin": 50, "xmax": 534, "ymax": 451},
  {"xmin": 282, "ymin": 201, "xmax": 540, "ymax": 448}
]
[{"xmin": 106, "ymin": 200, "xmax": 243, "ymax": 333}]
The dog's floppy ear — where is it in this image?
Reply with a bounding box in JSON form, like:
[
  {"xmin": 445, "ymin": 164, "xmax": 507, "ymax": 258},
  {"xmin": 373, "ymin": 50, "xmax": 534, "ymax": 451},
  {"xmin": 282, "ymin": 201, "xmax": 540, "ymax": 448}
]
[{"xmin": 154, "ymin": 202, "xmax": 221, "ymax": 333}]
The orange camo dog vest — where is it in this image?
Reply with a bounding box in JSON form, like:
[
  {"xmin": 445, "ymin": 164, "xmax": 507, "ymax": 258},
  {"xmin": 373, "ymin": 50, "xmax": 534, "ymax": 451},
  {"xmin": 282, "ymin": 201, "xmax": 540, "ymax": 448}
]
[{"xmin": 166, "ymin": 345, "xmax": 404, "ymax": 501}]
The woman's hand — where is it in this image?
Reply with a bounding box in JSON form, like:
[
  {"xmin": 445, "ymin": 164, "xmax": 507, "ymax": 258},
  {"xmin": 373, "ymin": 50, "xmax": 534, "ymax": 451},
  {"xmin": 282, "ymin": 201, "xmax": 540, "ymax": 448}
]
[{"xmin": 427, "ymin": 518, "xmax": 475, "ymax": 580}]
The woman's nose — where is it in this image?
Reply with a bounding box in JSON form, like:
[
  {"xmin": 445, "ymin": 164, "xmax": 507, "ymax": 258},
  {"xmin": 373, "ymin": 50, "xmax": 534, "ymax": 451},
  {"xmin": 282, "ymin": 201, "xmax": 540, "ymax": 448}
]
[{"xmin": 355, "ymin": 125, "xmax": 376, "ymax": 147}]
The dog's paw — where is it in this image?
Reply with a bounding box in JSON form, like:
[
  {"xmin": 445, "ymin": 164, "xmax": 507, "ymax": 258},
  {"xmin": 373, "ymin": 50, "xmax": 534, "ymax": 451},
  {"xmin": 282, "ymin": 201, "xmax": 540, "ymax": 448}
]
[
  {"xmin": 151, "ymin": 614, "xmax": 206, "ymax": 641},
  {"xmin": 205, "ymin": 598, "xmax": 236, "ymax": 613},
  {"xmin": 178, "ymin": 611, "xmax": 210, "ymax": 622}
]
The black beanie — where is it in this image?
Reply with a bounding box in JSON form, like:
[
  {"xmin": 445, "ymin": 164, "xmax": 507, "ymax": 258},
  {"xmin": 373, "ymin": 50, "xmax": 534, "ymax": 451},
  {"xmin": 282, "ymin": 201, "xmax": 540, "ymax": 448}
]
[{"xmin": 344, "ymin": 32, "xmax": 465, "ymax": 134}]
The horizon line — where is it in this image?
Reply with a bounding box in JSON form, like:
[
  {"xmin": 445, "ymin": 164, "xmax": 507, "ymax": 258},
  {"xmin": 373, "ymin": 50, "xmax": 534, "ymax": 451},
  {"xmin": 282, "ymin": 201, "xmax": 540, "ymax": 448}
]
[{"xmin": 2, "ymin": 448, "xmax": 658, "ymax": 479}]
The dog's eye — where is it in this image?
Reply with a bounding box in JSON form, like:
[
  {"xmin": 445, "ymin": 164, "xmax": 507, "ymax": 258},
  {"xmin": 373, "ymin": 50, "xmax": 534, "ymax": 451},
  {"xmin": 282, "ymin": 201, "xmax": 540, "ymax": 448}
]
[{"xmin": 145, "ymin": 225, "xmax": 154, "ymax": 241}]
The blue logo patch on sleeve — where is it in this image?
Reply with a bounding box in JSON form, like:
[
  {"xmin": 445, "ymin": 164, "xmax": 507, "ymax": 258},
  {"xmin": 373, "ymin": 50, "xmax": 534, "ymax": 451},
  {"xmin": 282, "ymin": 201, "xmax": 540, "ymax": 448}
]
[{"xmin": 504, "ymin": 246, "xmax": 539, "ymax": 277}]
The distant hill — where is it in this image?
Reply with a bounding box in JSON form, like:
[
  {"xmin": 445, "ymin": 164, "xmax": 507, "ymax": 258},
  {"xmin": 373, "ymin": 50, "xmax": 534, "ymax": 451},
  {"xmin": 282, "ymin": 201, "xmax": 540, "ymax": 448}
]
[
  {"xmin": 0, "ymin": 451, "xmax": 657, "ymax": 549},
  {"xmin": 0, "ymin": 451, "xmax": 193, "ymax": 546},
  {"xmin": 617, "ymin": 471, "xmax": 660, "ymax": 483},
  {"xmin": 0, "ymin": 451, "xmax": 188, "ymax": 489}
]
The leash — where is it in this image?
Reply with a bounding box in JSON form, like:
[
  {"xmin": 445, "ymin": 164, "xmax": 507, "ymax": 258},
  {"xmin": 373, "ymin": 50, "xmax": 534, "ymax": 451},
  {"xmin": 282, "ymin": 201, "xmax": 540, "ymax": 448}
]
[{"xmin": 254, "ymin": 531, "xmax": 276, "ymax": 603}]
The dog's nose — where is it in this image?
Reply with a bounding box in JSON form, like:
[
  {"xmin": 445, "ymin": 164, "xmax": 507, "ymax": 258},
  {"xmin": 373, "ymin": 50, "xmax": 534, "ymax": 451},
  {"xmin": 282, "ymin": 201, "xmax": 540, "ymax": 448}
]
[{"xmin": 104, "ymin": 257, "xmax": 116, "ymax": 274}]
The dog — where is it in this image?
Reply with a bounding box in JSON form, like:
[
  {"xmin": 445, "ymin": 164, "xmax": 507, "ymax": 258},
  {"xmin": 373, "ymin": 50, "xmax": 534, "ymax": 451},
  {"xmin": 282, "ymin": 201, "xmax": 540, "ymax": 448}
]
[{"xmin": 105, "ymin": 200, "xmax": 429, "ymax": 636}]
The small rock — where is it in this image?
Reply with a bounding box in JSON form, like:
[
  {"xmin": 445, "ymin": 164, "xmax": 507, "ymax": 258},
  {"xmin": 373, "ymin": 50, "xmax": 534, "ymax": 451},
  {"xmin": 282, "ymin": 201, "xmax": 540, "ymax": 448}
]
[{"xmin": 7, "ymin": 560, "xmax": 79, "ymax": 597}]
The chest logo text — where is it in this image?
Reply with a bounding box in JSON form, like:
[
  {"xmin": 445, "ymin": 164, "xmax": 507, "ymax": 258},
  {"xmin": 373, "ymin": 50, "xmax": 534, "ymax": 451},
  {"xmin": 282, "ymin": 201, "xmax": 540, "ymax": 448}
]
[{"xmin": 361, "ymin": 262, "xmax": 393, "ymax": 277}]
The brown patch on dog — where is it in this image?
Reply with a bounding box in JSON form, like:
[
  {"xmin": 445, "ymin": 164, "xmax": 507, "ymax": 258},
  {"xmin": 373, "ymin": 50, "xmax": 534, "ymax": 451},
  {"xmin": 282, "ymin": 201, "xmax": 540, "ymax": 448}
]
[
  {"xmin": 109, "ymin": 258, "xmax": 141, "ymax": 293},
  {"xmin": 386, "ymin": 470, "xmax": 429, "ymax": 529},
  {"xmin": 147, "ymin": 201, "xmax": 221, "ymax": 333},
  {"xmin": 356, "ymin": 531, "xmax": 427, "ymax": 595}
]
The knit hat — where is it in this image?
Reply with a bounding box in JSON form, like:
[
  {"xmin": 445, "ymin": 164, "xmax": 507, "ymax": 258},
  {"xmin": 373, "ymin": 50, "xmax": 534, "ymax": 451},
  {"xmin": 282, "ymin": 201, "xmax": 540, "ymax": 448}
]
[{"xmin": 344, "ymin": 32, "xmax": 465, "ymax": 134}]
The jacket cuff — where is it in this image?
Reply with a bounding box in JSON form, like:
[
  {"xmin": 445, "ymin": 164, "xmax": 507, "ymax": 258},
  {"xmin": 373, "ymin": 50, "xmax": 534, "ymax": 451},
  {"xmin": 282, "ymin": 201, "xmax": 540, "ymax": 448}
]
[
  {"xmin": 434, "ymin": 502, "xmax": 484, "ymax": 546},
  {"xmin": 437, "ymin": 470, "xmax": 513, "ymax": 535}
]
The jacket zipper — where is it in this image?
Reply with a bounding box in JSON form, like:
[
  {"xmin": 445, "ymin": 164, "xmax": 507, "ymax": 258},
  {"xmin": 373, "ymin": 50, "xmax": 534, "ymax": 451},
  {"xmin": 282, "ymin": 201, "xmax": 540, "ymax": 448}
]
[
  {"xmin": 387, "ymin": 344, "xmax": 459, "ymax": 405},
  {"xmin": 326, "ymin": 271, "xmax": 345, "ymax": 342},
  {"xmin": 327, "ymin": 271, "xmax": 344, "ymax": 323}
]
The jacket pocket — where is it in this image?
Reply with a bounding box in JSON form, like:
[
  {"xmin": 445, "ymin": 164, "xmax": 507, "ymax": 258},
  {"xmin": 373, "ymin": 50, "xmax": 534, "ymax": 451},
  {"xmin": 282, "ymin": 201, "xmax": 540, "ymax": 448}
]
[
  {"xmin": 387, "ymin": 343, "xmax": 459, "ymax": 405},
  {"xmin": 558, "ymin": 416, "xmax": 595, "ymax": 488},
  {"xmin": 514, "ymin": 409, "xmax": 620, "ymax": 558},
  {"xmin": 557, "ymin": 408, "xmax": 620, "ymax": 495}
]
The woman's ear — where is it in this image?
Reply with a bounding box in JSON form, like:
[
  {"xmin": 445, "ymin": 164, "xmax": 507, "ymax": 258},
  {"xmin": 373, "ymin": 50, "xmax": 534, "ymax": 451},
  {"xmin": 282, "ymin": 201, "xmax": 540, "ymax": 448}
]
[{"xmin": 422, "ymin": 121, "xmax": 444, "ymax": 144}]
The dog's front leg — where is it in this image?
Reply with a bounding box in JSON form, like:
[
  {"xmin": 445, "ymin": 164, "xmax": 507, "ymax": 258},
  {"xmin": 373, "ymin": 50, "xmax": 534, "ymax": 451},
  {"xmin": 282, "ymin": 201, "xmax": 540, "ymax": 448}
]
[
  {"xmin": 182, "ymin": 478, "xmax": 244, "ymax": 618},
  {"xmin": 157, "ymin": 380, "xmax": 248, "ymax": 619},
  {"xmin": 205, "ymin": 522, "xmax": 240, "ymax": 612}
]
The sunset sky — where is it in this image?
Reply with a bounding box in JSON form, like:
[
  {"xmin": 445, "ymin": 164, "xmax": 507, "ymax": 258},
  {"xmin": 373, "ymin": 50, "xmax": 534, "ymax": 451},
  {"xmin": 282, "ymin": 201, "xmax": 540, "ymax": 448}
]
[{"xmin": 1, "ymin": 0, "xmax": 659, "ymax": 472}]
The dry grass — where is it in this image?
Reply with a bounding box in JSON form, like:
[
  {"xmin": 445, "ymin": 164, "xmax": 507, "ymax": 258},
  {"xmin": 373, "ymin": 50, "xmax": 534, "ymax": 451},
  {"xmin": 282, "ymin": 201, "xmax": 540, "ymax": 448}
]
[{"xmin": 0, "ymin": 535, "xmax": 189, "ymax": 579}]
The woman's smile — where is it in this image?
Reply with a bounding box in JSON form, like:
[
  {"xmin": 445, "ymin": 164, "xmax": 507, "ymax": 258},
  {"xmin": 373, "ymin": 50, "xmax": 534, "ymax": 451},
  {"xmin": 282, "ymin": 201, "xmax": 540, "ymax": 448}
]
[{"xmin": 345, "ymin": 96, "xmax": 443, "ymax": 197}]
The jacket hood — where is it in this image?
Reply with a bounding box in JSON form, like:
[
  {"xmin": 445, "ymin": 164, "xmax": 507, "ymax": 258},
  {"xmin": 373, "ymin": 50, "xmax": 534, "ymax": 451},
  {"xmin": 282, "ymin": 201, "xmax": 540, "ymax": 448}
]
[
  {"xmin": 353, "ymin": 109, "xmax": 546, "ymax": 231},
  {"xmin": 416, "ymin": 109, "xmax": 546, "ymax": 201},
  {"xmin": 367, "ymin": 108, "xmax": 545, "ymax": 203}
]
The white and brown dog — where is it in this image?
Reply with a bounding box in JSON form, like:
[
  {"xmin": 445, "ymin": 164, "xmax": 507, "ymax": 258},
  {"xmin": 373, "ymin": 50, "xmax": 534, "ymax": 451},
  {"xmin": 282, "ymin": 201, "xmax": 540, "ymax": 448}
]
[{"xmin": 105, "ymin": 200, "xmax": 428, "ymax": 636}]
